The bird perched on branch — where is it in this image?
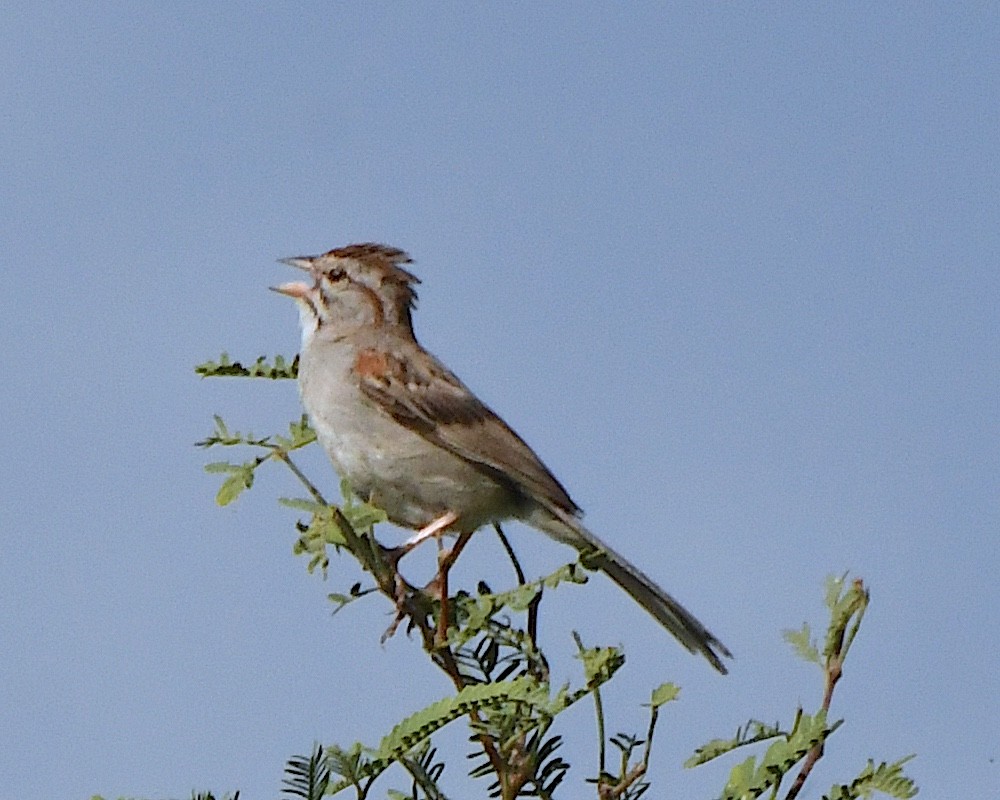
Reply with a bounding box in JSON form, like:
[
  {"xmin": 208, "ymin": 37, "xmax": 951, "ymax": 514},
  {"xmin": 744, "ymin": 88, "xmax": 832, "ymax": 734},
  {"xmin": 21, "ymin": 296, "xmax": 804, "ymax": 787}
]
[{"xmin": 274, "ymin": 243, "xmax": 731, "ymax": 673}]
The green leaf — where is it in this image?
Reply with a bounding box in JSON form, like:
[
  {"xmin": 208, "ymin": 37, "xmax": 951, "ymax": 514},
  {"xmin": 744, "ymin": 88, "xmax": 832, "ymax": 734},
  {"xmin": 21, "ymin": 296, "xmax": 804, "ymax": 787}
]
[
  {"xmin": 576, "ymin": 643, "xmax": 625, "ymax": 687},
  {"xmin": 196, "ymin": 353, "xmax": 299, "ymax": 379},
  {"xmin": 196, "ymin": 415, "xmax": 271, "ymax": 449},
  {"xmin": 823, "ymin": 755, "xmax": 918, "ymax": 800},
  {"xmin": 686, "ymin": 719, "xmax": 785, "ymax": 767},
  {"xmin": 287, "ymin": 415, "xmax": 316, "ymax": 447},
  {"xmin": 826, "ymin": 575, "xmax": 869, "ymax": 658},
  {"xmin": 216, "ymin": 466, "xmax": 254, "ymax": 506},
  {"xmin": 282, "ymin": 743, "xmax": 330, "ymax": 799},
  {"xmin": 783, "ymin": 623, "xmax": 822, "ymax": 665},
  {"xmin": 323, "ymin": 742, "xmax": 374, "ymax": 794},
  {"xmin": 328, "ymin": 583, "xmax": 374, "ymax": 614},
  {"xmin": 375, "ymin": 678, "xmax": 545, "ymax": 765},
  {"xmin": 272, "ymin": 415, "xmax": 316, "ymax": 450},
  {"xmin": 723, "ymin": 754, "xmax": 757, "ymax": 797},
  {"xmin": 204, "ymin": 461, "xmax": 240, "ymax": 474},
  {"xmin": 714, "ymin": 712, "xmax": 842, "ymax": 800},
  {"xmin": 825, "ymin": 572, "xmax": 850, "ymax": 609},
  {"xmin": 338, "ymin": 486, "xmax": 388, "ymax": 533},
  {"xmin": 291, "ymin": 506, "xmax": 353, "ymax": 575},
  {"xmin": 505, "ymin": 582, "xmax": 542, "ymax": 611},
  {"xmin": 648, "ymin": 682, "xmax": 680, "ymax": 708},
  {"xmin": 339, "ymin": 478, "xmax": 354, "ymax": 502},
  {"xmin": 279, "ymin": 497, "xmax": 328, "ymax": 513},
  {"xmin": 542, "ymin": 561, "xmax": 590, "ymax": 588}
]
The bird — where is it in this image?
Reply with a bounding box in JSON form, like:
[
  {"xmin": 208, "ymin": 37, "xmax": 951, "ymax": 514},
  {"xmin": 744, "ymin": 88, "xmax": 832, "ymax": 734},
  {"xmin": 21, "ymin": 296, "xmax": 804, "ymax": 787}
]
[{"xmin": 272, "ymin": 243, "xmax": 731, "ymax": 673}]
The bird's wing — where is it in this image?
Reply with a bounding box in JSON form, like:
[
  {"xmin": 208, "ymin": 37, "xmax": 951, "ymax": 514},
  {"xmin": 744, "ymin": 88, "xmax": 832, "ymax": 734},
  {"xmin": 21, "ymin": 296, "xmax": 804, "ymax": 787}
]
[{"xmin": 354, "ymin": 343, "xmax": 580, "ymax": 516}]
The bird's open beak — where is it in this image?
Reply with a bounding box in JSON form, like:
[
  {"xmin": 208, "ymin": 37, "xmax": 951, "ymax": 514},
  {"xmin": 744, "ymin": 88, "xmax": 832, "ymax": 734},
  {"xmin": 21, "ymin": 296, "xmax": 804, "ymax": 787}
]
[
  {"xmin": 270, "ymin": 281, "xmax": 312, "ymax": 299},
  {"xmin": 273, "ymin": 256, "xmax": 316, "ymax": 297}
]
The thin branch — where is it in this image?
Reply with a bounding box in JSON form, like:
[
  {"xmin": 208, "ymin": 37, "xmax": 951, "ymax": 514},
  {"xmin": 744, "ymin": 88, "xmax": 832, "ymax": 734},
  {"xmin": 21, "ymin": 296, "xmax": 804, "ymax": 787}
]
[
  {"xmin": 494, "ymin": 523, "xmax": 544, "ymax": 663},
  {"xmin": 273, "ymin": 449, "xmax": 328, "ymax": 505},
  {"xmin": 784, "ymin": 579, "xmax": 866, "ymax": 800},
  {"xmin": 642, "ymin": 706, "xmax": 658, "ymax": 773},
  {"xmin": 494, "ymin": 523, "xmax": 526, "ymax": 585},
  {"xmin": 573, "ymin": 632, "xmax": 607, "ymax": 776}
]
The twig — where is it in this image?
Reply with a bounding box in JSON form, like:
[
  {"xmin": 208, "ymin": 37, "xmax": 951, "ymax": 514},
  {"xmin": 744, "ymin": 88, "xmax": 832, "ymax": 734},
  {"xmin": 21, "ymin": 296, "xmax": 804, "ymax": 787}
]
[
  {"xmin": 573, "ymin": 631, "xmax": 607, "ymax": 776},
  {"xmin": 272, "ymin": 449, "xmax": 328, "ymax": 505},
  {"xmin": 784, "ymin": 579, "xmax": 867, "ymax": 800},
  {"xmin": 495, "ymin": 524, "xmax": 544, "ymax": 657},
  {"xmin": 494, "ymin": 523, "xmax": 526, "ymax": 585}
]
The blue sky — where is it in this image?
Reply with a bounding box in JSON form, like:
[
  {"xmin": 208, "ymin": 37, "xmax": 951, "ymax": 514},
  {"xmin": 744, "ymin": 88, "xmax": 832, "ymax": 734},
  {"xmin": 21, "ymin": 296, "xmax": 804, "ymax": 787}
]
[{"xmin": 2, "ymin": 4, "xmax": 997, "ymax": 798}]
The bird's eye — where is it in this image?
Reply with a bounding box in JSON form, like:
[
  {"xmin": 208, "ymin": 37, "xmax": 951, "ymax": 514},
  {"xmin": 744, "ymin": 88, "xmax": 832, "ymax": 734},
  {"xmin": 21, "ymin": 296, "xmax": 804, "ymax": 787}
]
[{"xmin": 325, "ymin": 267, "xmax": 345, "ymax": 281}]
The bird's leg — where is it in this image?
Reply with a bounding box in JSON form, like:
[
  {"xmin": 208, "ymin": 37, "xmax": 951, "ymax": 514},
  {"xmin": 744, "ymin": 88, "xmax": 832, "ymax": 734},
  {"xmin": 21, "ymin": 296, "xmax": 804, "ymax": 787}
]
[
  {"xmin": 380, "ymin": 573, "xmax": 415, "ymax": 644},
  {"xmin": 381, "ymin": 509, "xmax": 460, "ymax": 567},
  {"xmin": 404, "ymin": 510, "xmax": 459, "ymax": 548},
  {"xmin": 379, "ymin": 510, "xmax": 475, "ymax": 646},
  {"xmin": 434, "ymin": 530, "xmax": 473, "ymax": 646}
]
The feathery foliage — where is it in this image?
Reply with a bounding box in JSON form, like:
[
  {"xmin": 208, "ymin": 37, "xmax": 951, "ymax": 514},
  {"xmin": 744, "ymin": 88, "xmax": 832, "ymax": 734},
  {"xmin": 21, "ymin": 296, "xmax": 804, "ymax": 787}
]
[
  {"xmin": 105, "ymin": 354, "xmax": 923, "ymax": 800},
  {"xmin": 196, "ymin": 352, "xmax": 299, "ymax": 379}
]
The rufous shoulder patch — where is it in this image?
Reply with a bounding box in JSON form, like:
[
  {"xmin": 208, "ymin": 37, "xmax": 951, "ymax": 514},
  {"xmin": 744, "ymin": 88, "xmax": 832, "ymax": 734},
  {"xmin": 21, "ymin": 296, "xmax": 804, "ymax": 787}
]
[{"xmin": 353, "ymin": 349, "xmax": 390, "ymax": 380}]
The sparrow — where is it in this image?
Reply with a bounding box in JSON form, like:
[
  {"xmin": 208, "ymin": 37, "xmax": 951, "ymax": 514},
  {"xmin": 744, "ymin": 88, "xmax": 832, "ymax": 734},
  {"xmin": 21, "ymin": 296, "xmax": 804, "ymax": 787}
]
[{"xmin": 274, "ymin": 243, "xmax": 731, "ymax": 673}]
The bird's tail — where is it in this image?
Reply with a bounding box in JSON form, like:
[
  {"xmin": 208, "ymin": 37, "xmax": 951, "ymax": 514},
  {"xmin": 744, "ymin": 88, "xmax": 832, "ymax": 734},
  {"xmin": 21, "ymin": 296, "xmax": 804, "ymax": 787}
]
[{"xmin": 532, "ymin": 509, "xmax": 731, "ymax": 674}]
